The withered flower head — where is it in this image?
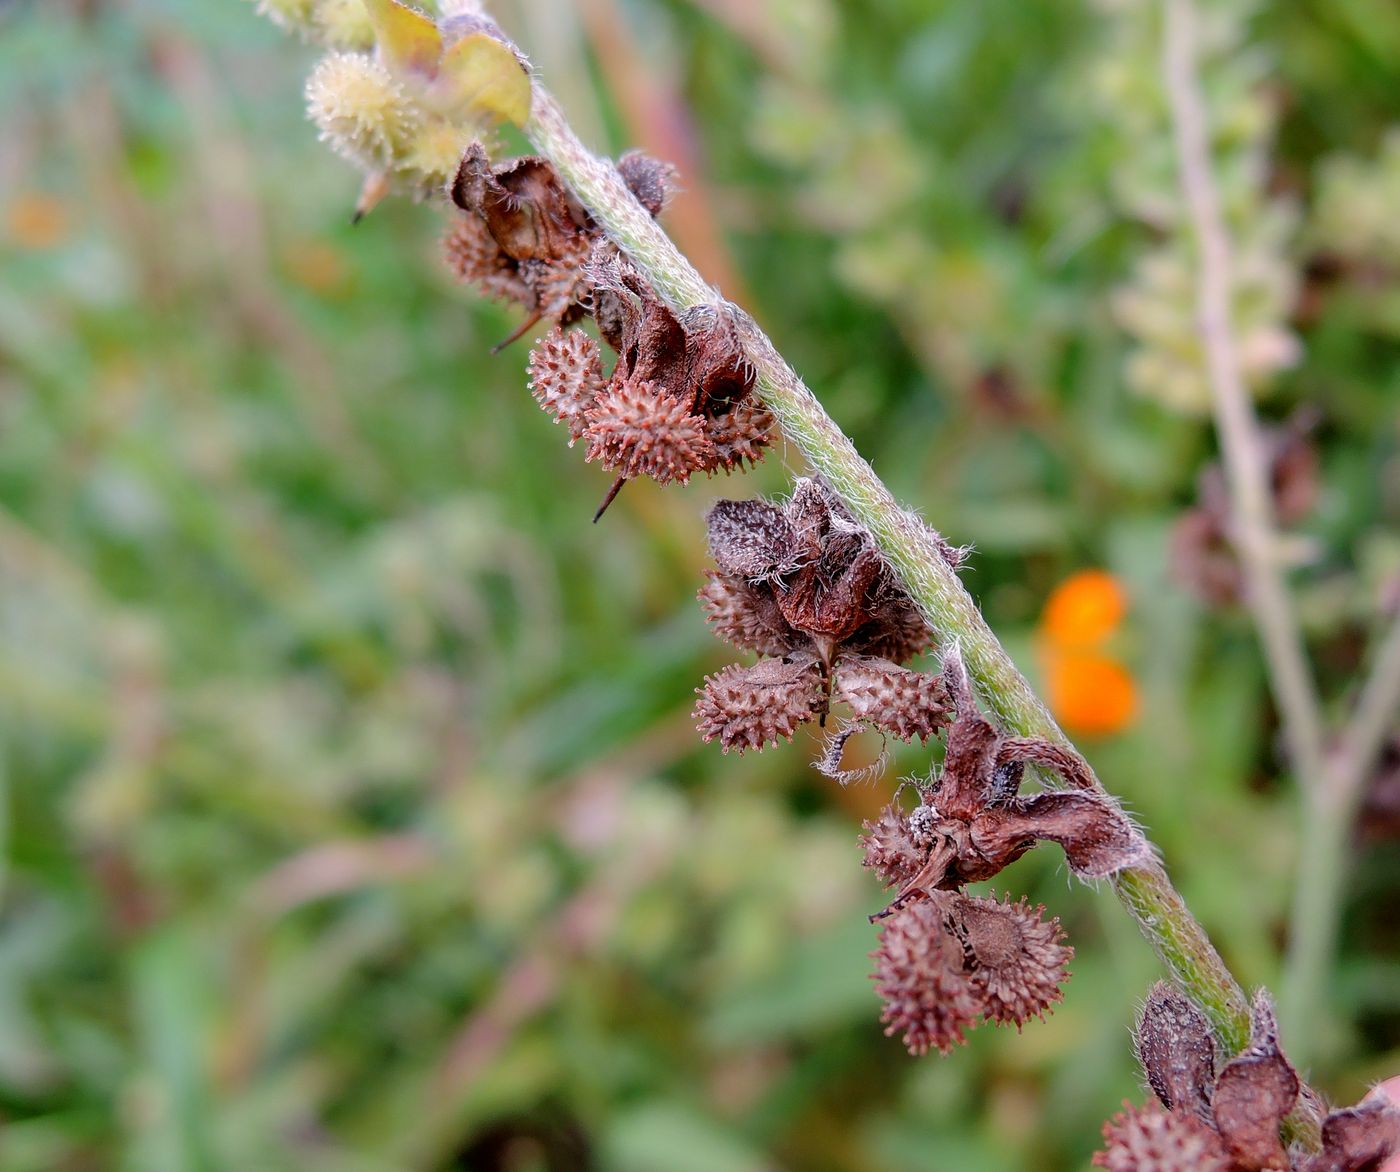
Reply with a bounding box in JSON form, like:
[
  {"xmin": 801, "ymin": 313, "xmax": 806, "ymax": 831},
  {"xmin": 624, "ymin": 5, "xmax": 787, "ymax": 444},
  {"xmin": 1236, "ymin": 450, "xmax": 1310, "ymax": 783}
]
[
  {"xmin": 525, "ymin": 257, "xmax": 773, "ymax": 511},
  {"xmin": 1104, "ymin": 986, "xmax": 1400, "ymax": 1172},
  {"xmin": 861, "ymin": 647, "xmax": 1149, "ymax": 916},
  {"xmin": 693, "ymin": 479, "xmax": 953, "ymax": 754},
  {"xmin": 444, "ymin": 141, "xmax": 670, "ymax": 345},
  {"xmin": 871, "ymin": 890, "xmax": 1072, "ymax": 1056}
]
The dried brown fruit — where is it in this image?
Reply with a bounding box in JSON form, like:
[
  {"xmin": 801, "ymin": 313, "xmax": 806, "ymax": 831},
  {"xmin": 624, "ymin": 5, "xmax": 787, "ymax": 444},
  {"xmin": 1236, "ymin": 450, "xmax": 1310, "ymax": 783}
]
[
  {"xmin": 693, "ymin": 655, "xmax": 827, "ymax": 754},
  {"xmin": 871, "ymin": 899, "xmax": 980, "ymax": 1056},
  {"xmin": 955, "ymin": 892, "xmax": 1072, "ymax": 1028},
  {"xmin": 835, "ymin": 656, "xmax": 950, "ymax": 741},
  {"xmin": 527, "ymin": 325, "xmax": 606, "ymax": 443},
  {"xmin": 1093, "ymin": 1102, "xmax": 1231, "ymax": 1172},
  {"xmin": 586, "ymin": 379, "xmax": 716, "ymax": 484},
  {"xmin": 859, "ymin": 804, "xmax": 927, "ymax": 889}
]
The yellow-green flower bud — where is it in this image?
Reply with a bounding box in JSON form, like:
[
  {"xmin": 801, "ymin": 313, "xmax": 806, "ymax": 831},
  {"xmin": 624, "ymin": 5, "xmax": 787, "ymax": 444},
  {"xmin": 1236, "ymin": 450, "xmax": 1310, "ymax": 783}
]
[{"xmin": 305, "ymin": 51, "xmax": 418, "ymax": 171}]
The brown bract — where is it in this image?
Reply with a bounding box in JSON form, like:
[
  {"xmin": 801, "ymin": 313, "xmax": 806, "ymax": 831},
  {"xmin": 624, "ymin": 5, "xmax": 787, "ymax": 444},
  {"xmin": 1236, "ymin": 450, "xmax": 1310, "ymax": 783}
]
[
  {"xmin": 692, "ymin": 479, "xmax": 952, "ymax": 754},
  {"xmin": 1100, "ymin": 984, "xmax": 1400, "ymax": 1171}
]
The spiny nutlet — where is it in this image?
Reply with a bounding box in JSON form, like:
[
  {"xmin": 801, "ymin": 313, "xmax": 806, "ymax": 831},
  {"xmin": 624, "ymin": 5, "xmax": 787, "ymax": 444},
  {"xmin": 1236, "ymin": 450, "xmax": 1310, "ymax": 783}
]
[
  {"xmin": 955, "ymin": 892, "xmax": 1071, "ymax": 1029},
  {"xmin": 870, "ymin": 890, "xmax": 1070, "ymax": 1055},
  {"xmin": 692, "ymin": 656, "xmax": 827, "ymax": 753},
  {"xmin": 1093, "ymin": 1102, "xmax": 1230, "ymax": 1172},
  {"xmin": 871, "ymin": 899, "xmax": 980, "ymax": 1056}
]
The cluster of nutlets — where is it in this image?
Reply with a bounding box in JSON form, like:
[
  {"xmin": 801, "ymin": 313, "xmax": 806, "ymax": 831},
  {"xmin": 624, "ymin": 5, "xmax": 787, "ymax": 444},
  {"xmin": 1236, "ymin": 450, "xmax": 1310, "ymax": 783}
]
[
  {"xmin": 1095, "ymin": 985, "xmax": 1399, "ymax": 1171},
  {"xmin": 691, "ymin": 479, "xmax": 1150, "ymax": 1053},
  {"xmin": 444, "ymin": 143, "xmax": 773, "ymax": 516}
]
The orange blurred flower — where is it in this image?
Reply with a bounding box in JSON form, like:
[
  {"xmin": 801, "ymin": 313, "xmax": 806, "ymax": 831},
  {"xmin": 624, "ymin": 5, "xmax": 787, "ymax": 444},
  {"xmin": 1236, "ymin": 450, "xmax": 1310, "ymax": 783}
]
[
  {"xmin": 1045, "ymin": 651, "xmax": 1138, "ymax": 737},
  {"xmin": 1040, "ymin": 568, "xmax": 1128, "ymax": 648},
  {"xmin": 1036, "ymin": 568, "xmax": 1137, "ymax": 736},
  {"xmin": 6, "ymin": 193, "xmax": 69, "ymax": 250}
]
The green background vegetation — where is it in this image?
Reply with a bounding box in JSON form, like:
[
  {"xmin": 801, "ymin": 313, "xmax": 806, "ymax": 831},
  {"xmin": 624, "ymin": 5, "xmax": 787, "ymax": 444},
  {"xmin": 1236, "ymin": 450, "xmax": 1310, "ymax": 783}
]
[{"xmin": 0, "ymin": 0, "xmax": 1397, "ymax": 1168}]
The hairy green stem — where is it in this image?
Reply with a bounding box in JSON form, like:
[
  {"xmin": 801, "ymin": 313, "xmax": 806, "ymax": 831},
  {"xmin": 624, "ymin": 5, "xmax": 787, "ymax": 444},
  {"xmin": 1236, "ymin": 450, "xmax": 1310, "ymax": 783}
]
[{"xmin": 525, "ymin": 84, "xmax": 1259, "ymax": 1058}]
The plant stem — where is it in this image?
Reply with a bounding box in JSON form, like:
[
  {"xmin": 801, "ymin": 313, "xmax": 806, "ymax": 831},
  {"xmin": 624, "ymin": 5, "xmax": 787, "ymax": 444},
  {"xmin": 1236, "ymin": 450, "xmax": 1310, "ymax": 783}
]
[
  {"xmin": 1161, "ymin": 0, "xmax": 1326, "ymax": 794},
  {"xmin": 1282, "ymin": 613, "xmax": 1400, "ymax": 1050},
  {"xmin": 524, "ymin": 81, "xmax": 1258, "ymax": 1059}
]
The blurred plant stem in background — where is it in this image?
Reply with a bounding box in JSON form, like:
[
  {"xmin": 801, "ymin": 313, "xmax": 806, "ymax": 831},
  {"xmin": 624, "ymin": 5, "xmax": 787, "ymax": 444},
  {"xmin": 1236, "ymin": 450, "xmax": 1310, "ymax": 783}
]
[{"xmin": 1162, "ymin": 0, "xmax": 1400, "ymax": 1066}]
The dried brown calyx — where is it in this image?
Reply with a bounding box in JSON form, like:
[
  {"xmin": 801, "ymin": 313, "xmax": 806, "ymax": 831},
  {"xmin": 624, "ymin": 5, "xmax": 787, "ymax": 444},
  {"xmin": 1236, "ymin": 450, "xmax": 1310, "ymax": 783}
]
[
  {"xmin": 444, "ymin": 141, "xmax": 676, "ymax": 347},
  {"xmin": 1094, "ymin": 983, "xmax": 1400, "ymax": 1171},
  {"xmin": 692, "ymin": 478, "xmax": 958, "ymax": 754},
  {"xmin": 1172, "ymin": 412, "xmax": 1320, "ymax": 608},
  {"xmin": 527, "ymin": 255, "xmax": 773, "ymax": 515},
  {"xmin": 871, "ymin": 888, "xmax": 1072, "ymax": 1055},
  {"xmin": 859, "ymin": 645, "xmax": 1149, "ymax": 909}
]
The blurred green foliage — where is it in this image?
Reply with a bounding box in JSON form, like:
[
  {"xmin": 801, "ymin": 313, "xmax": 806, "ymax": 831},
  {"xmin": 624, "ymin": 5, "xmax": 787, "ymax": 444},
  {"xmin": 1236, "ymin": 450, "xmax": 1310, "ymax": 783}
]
[{"xmin": 0, "ymin": 0, "xmax": 1397, "ymax": 1168}]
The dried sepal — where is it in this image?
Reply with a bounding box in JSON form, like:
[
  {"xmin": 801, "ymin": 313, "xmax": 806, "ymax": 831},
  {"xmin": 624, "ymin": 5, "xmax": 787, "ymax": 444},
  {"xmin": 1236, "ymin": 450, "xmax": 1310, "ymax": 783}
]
[
  {"xmin": 527, "ymin": 325, "xmax": 606, "ymax": 442},
  {"xmin": 1210, "ymin": 991, "xmax": 1298, "ymax": 1172},
  {"xmin": 1092, "ymin": 1102, "xmax": 1231, "ymax": 1172},
  {"xmin": 693, "ymin": 655, "xmax": 826, "ymax": 753},
  {"xmin": 969, "ymin": 792, "xmax": 1151, "ymax": 880},
  {"xmin": 954, "ymin": 892, "xmax": 1071, "ymax": 1028},
  {"xmin": 706, "ymin": 497, "xmax": 796, "ymax": 579},
  {"xmin": 872, "ymin": 899, "xmax": 980, "ymax": 1056},
  {"xmin": 585, "ymin": 379, "xmax": 716, "ymax": 484},
  {"xmin": 836, "ymin": 656, "xmax": 949, "ymax": 741},
  {"xmin": 451, "ymin": 144, "xmax": 582, "ymax": 261},
  {"xmin": 1135, "ymin": 982, "xmax": 1216, "ymax": 1123},
  {"xmin": 996, "ymin": 736, "xmax": 1097, "ymax": 791},
  {"xmin": 815, "ymin": 722, "xmax": 893, "ymax": 785},
  {"xmin": 1300, "ymin": 1090, "xmax": 1400, "ymax": 1172},
  {"xmin": 855, "ymin": 591, "xmax": 936, "ymax": 663}
]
